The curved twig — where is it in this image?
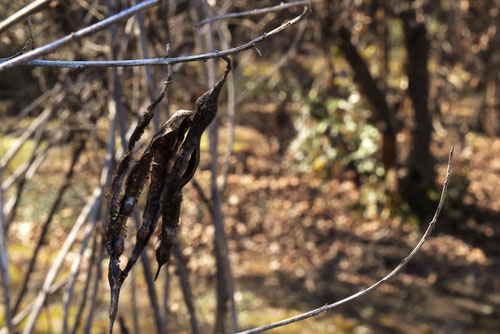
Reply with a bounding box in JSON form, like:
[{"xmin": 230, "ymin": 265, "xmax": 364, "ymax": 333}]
[{"xmin": 238, "ymin": 148, "xmax": 454, "ymax": 334}]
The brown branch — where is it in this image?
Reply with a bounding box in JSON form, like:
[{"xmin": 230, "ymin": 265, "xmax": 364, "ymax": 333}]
[{"xmin": 238, "ymin": 147, "xmax": 454, "ymax": 334}]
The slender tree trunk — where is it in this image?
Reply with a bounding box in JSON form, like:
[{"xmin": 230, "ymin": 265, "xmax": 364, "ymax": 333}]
[
  {"xmin": 338, "ymin": 27, "xmax": 397, "ymax": 171},
  {"xmin": 400, "ymin": 9, "xmax": 436, "ymax": 213}
]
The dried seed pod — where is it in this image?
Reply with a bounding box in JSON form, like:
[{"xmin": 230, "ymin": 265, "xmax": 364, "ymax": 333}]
[
  {"xmin": 105, "ymin": 73, "xmax": 177, "ymax": 334},
  {"xmin": 171, "ymin": 57, "xmax": 231, "ymax": 185},
  {"xmin": 154, "ymin": 184, "xmax": 182, "ymax": 280},
  {"xmin": 122, "ymin": 109, "xmax": 194, "ymax": 277},
  {"xmin": 155, "ymin": 57, "xmax": 232, "ymax": 278}
]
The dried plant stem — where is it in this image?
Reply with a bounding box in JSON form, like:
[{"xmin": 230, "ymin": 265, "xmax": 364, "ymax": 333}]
[
  {"xmin": 0, "ymin": 278, "xmax": 68, "ymax": 334},
  {"xmin": 63, "ymin": 106, "xmax": 116, "ymax": 333},
  {"xmin": 173, "ymin": 242, "xmax": 199, "ymax": 334},
  {"xmin": 12, "ymin": 138, "xmax": 86, "ymax": 316},
  {"xmin": 199, "ymin": 4, "xmax": 237, "ymax": 330},
  {"xmin": 238, "ymin": 148, "xmax": 455, "ymax": 334},
  {"xmin": 130, "ymin": 267, "xmax": 140, "ymax": 334},
  {"xmin": 84, "ymin": 235, "xmax": 105, "ymax": 334},
  {"xmin": 62, "ymin": 221, "xmax": 97, "ymax": 334},
  {"xmin": 22, "ymin": 187, "xmax": 103, "ymax": 334},
  {"xmin": 70, "ymin": 233, "xmax": 98, "ymax": 334},
  {"xmin": 217, "ymin": 24, "xmax": 236, "ymax": 194},
  {"xmin": 22, "ymin": 0, "xmax": 37, "ymax": 49},
  {"xmin": 133, "ymin": 1, "xmax": 160, "ymax": 131},
  {"xmin": 0, "ymin": 169, "xmax": 13, "ymax": 333},
  {"xmin": 133, "ymin": 212, "xmax": 165, "ymax": 334},
  {"xmin": 0, "ymin": 0, "xmax": 52, "ymax": 34},
  {"xmin": 0, "ymin": 0, "xmax": 163, "ymax": 72},
  {"xmin": 1, "ymin": 117, "xmax": 48, "ymax": 192},
  {"xmin": 4, "ymin": 116, "xmax": 49, "ymax": 228},
  {"xmin": 0, "ymin": 106, "xmax": 52, "ymax": 169},
  {"xmin": 3, "ymin": 4, "xmax": 310, "ymax": 70}
]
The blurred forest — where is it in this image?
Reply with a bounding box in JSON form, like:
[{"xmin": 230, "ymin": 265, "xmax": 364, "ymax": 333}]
[{"xmin": 0, "ymin": 0, "xmax": 499, "ymax": 333}]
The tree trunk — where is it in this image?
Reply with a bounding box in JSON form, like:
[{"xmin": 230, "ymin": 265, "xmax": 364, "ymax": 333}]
[{"xmin": 400, "ymin": 10, "xmax": 436, "ymax": 215}]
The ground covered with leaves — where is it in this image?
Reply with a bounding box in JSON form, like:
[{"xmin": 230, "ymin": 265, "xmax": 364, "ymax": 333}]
[{"xmin": 2, "ymin": 116, "xmax": 499, "ymax": 334}]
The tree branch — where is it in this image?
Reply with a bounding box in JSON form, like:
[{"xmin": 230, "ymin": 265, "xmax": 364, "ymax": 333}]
[
  {"xmin": 0, "ymin": 0, "xmax": 52, "ymax": 34},
  {"xmin": 238, "ymin": 147, "xmax": 454, "ymax": 334},
  {"xmin": 0, "ymin": 0, "xmax": 163, "ymax": 72},
  {"xmin": 195, "ymin": 1, "xmax": 310, "ymax": 27},
  {"xmin": 0, "ymin": 4, "xmax": 310, "ymax": 70}
]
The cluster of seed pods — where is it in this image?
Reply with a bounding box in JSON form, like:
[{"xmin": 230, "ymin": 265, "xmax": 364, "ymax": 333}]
[{"xmin": 105, "ymin": 57, "xmax": 231, "ymax": 333}]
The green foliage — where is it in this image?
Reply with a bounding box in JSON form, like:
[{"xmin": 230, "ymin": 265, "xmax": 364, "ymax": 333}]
[{"xmin": 290, "ymin": 89, "xmax": 384, "ymax": 179}]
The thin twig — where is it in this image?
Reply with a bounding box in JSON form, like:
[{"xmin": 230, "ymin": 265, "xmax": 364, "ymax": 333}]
[
  {"xmin": 214, "ymin": 23, "xmax": 238, "ymax": 333},
  {"xmin": 173, "ymin": 242, "xmax": 199, "ymax": 334},
  {"xmin": 134, "ymin": 211, "xmax": 165, "ymax": 334},
  {"xmin": 3, "ymin": 113, "xmax": 50, "ymax": 229},
  {"xmin": 0, "ymin": 0, "xmax": 52, "ymax": 34},
  {"xmin": 130, "ymin": 266, "xmax": 140, "ymax": 334},
  {"xmin": 0, "ymin": 106, "xmax": 52, "ymax": 169},
  {"xmin": 106, "ymin": 0, "xmax": 128, "ymax": 151},
  {"xmin": 12, "ymin": 138, "xmax": 87, "ymax": 316},
  {"xmin": 0, "ymin": 168, "xmax": 13, "ymax": 333},
  {"xmin": 132, "ymin": 0, "xmax": 160, "ymax": 131},
  {"xmin": 62, "ymin": 219, "xmax": 96, "ymax": 334},
  {"xmin": 84, "ymin": 234, "xmax": 105, "ymax": 334},
  {"xmin": 195, "ymin": 1, "xmax": 235, "ymax": 331},
  {"xmin": 21, "ymin": 187, "xmax": 103, "ymax": 334},
  {"xmin": 22, "ymin": 0, "xmax": 37, "ymax": 49},
  {"xmin": 3, "ymin": 5, "xmax": 310, "ymax": 70},
  {"xmin": 235, "ymin": 19, "xmax": 306, "ymax": 105},
  {"xmin": 238, "ymin": 147, "xmax": 455, "ymax": 334},
  {"xmin": 70, "ymin": 232, "xmax": 98, "ymax": 334},
  {"xmin": 0, "ymin": 0, "xmax": 163, "ymax": 72},
  {"xmin": 195, "ymin": 0, "xmax": 310, "ymax": 27},
  {"xmin": 0, "ymin": 278, "xmax": 69, "ymax": 334},
  {"xmin": 63, "ymin": 109, "xmax": 116, "ymax": 333},
  {"xmin": 190, "ymin": 179, "xmax": 213, "ymax": 212},
  {"xmin": 1, "ymin": 114, "xmax": 49, "ymax": 192},
  {"xmin": 217, "ymin": 24, "xmax": 236, "ymax": 194}
]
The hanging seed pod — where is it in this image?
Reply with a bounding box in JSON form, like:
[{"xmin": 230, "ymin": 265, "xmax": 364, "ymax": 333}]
[
  {"xmin": 122, "ymin": 109, "xmax": 194, "ymax": 278},
  {"xmin": 106, "ymin": 77, "xmax": 173, "ymax": 334},
  {"xmin": 155, "ymin": 57, "xmax": 232, "ymax": 278}
]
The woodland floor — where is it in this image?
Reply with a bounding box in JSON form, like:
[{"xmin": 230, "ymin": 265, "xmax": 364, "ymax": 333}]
[{"xmin": 3, "ymin": 124, "xmax": 500, "ymax": 334}]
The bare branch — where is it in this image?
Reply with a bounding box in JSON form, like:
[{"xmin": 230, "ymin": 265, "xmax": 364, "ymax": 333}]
[
  {"xmin": 0, "ymin": 0, "xmax": 163, "ymax": 72},
  {"xmin": 2, "ymin": 5, "xmax": 310, "ymax": 70},
  {"xmin": 238, "ymin": 147, "xmax": 455, "ymax": 334},
  {"xmin": 0, "ymin": 0, "xmax": 52, "ymax": 34},
  {"xmin": 195, "ymin": 0, "xmax": 310, "ymax": 27}
]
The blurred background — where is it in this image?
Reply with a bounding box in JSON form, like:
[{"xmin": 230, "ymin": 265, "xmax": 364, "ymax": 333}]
[{"xmin": 0, "ymin": 0, "xmax": 499, "ymax": 333}]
